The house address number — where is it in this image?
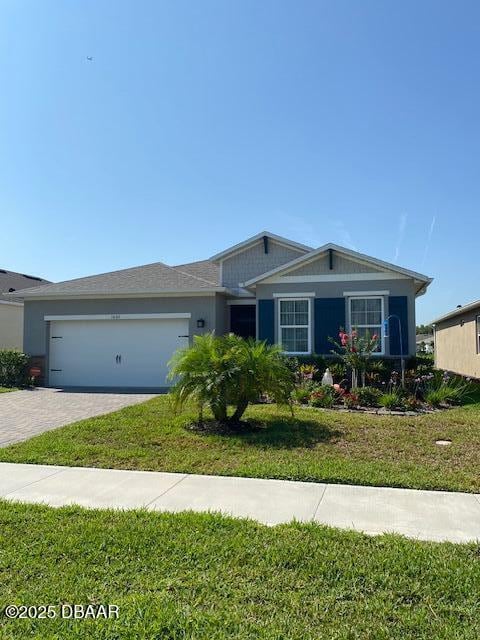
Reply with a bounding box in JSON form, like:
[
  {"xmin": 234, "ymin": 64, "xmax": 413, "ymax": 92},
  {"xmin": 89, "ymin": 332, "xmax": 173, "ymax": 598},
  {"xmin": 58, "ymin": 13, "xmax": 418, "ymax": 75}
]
[{"xmin": 111, "ymin": 315, "xmax": 121, "ymax": 320}]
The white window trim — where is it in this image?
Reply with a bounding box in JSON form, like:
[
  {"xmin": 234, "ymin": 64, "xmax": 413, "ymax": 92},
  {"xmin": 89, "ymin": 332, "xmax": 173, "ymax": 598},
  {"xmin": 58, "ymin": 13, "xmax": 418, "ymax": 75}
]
[
  {"xmin": 272, "ymin": 292, "xmax": 315, "ymax": 298},
  {"xmin": 348, "ymin": 296, "xmax": 385, "ymax": 356},
  {"xmin": 343, "ymin": 290, "xmax": 390, "ymax": 297},
  {"xmin": 277, "ymin": 297, "xmax": 312, "ymax": 355}
]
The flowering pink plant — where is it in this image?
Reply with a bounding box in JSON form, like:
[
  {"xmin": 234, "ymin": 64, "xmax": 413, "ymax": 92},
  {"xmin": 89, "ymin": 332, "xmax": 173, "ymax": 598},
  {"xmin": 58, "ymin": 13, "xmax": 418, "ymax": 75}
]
[{"xmin": 330, "ymin": 329, "xmax": 380, "ymax": 388}]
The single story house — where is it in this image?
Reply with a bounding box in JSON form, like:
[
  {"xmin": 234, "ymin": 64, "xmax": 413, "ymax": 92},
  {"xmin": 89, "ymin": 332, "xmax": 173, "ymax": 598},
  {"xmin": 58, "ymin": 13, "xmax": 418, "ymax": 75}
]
[
  {"xmin": 0, "ymin": 269, "xmax": 50, "ymax": 350},
  {"xmin": 433, "ymin": 300, "xmax": 480, "ymax": 379},
  {"xmin": 10, "ymin": 231, "xmax": 432, "ymax": 389},
  {"xmin": 416, "ymin": 333, "xmax": 434, "ymax": 353}
]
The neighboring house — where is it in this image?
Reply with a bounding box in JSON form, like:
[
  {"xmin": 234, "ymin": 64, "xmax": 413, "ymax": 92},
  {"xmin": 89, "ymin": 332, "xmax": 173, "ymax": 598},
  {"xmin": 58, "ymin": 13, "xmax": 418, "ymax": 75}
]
[
  {"xmin": 0, "ymin": 270, "xmax": 51, "ymax": 350},
  {"xmin": 433, "ymin": 300, "xmax": 480, "ymax": 379},
  {"xmin": 9, "ymin": 232, "xmax": 432, "ymax": 389},
  {"xmin": 416, "ymin": 333, "xmax": 434, "ymax": 353}
]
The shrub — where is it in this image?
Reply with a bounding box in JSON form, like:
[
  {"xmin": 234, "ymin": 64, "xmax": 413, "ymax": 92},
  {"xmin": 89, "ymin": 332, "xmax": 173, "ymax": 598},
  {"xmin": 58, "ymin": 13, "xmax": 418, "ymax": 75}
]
[
  {"xmin": 425, "ymin": 388, "xmax": 449, "ymax": 408},
  {"xmin": 330, "ymin": 329, "xmax": 380, "ymax": 388},
  {"xmin": 379, "ymin": 391, "xmax": 405, "ymax": 411},
  {"xmin": 343, "ymin": 391, "xmax": 359, "ymax": 409},
  {"xmin": 296, "ymin": 364, "xmax": 318, "ymax": 385},
  {"xmin": 310, "ymin": 385, "xmax": 336, "ymax": 408},
  {"xmin": 355, "ymin": 386, "xmax": 382, "ymax": 407},
  {"xmin": 328, "ymin": 362, "xmax": 347, "ymax": 383},
  {"xmin": 293, "ymin": 385, "xmax": 314, "ymax": 405},
  {"xmin": 0, "ymin": 350, "xmax": 30, "ymax": 387},
  {"xmin": 424, "ymin": 372, "xmax": 472, "ymax": 407},
  {"xmin": 168, "ymin": 333, "xmax": 295, "ymax": 427}
]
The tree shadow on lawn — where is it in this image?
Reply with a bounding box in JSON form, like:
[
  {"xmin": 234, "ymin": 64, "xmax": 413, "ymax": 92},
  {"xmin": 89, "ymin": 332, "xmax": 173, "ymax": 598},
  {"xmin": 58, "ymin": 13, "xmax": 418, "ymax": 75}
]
[{"xmin": 188, "ymin": 416, "xmax": 343, "ymax": 450}]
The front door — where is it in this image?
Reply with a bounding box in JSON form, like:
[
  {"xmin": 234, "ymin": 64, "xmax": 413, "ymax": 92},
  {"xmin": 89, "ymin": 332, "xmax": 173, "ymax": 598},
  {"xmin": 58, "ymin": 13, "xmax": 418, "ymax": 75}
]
[{"xmin": 230, "ymin": 305, "xmax": 256, "ymax": 339}]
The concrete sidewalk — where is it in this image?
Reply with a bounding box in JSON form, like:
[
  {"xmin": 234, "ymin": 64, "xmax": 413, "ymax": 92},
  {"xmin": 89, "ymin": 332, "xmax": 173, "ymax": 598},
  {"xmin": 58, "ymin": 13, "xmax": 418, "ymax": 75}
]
[{"xmin": 1, "ymin": 462, "xmax": 479, "ymax": 543}]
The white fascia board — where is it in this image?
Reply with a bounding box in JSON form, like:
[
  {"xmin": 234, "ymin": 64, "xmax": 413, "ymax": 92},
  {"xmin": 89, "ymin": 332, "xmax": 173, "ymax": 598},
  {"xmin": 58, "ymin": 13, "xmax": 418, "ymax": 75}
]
[
  {"xmin": 243, "ymin": 243, "xmax": 433, "ymax": 287},
  {"xmin": 343, "ymin": 290, "xmax": 390, "ymax": 296},
  {"xmin": 45, "ymin": 313, "xmax": 192, "ymax": 321},
  {"xmin": 272, "ymin": 292, "xmax": 315, "ymax": 298},
  {"xmin": 209, "ymin": 231, "xmax": 312, "ymax": 262},
  {"xmin": 0, "ymin": 299, "xmax": 23, "ymax": 307},
  {"xmin": 263, "ymin": 273, "xmax": 407, "ymax": 284},
  {"xmin": 19, "ymin": 288, "xmax": 225, "ymax": 300}
]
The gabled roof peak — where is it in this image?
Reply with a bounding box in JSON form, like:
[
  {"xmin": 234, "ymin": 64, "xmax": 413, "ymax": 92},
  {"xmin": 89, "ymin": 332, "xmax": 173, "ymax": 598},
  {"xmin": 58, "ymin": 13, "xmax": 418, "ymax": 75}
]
[
  {"xmin": 242, "ymin": 243, "xmax": 433, "ymax": 290},
  {"xmin": 209, "ymin": 231, "xmax": 312, "ymax": 262}
]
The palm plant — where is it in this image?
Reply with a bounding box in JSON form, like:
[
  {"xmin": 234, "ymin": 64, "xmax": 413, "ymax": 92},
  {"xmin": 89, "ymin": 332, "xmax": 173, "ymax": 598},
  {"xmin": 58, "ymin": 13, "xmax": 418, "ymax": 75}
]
[{"xmin": 168, "ymin": 333, "xmax": 294, "ymax": 427}]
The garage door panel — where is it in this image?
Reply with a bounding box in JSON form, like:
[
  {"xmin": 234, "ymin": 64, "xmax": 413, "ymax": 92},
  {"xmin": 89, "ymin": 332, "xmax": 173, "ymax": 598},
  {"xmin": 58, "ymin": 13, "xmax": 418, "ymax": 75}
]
[{"xmin": 49, "ymin": 319, "xmax": 189, "ymax": 388}]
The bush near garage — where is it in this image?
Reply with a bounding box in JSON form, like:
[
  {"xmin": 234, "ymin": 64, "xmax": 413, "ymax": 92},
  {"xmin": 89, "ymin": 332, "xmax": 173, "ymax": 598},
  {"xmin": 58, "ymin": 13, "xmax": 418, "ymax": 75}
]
[{"xmin": 0, "ymin": 350, "xmax": 30, "ymax": 387}]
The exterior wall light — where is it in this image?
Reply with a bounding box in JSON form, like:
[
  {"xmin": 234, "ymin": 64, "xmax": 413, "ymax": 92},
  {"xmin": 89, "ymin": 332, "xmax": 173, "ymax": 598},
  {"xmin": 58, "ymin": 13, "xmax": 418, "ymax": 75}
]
[{"xmin": 197, "ymin": 319, "xmax": 205, "ymax": 329}]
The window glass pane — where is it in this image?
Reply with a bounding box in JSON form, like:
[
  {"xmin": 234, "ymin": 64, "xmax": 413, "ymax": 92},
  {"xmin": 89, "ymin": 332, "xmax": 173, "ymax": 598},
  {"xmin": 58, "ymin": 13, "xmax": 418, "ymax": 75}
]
[
  {"xmin": 280, "ymin": 299, "xmax": 309, "ymax": 326},
  {"xmin": 294, "ymin": 327, "xmax": 308, "ymax": 353},
  {"xmin": 295, "ymin": 312, "xmax": 309, "ymax": 325},
  {"xmin": 281, "ymin": 327, "xmax": 308, "ymax": 353},
  {"xmin": 281, "ymin": 327, "xmax": 295, "ymax": 352},
  {"xmin": 280, "ymin": 311, "xmax": 295, "ymax": 325},
  {"xmin": 294, "ymin": 300, "xmax": 308, "ymax": 314},
  {"xmin": 350, "ymin": 311, "xmax": 364, "ymax": 326},
  {"xmin": 366, "ymin": 310, "xmax": 382, "ymax": 325},
  {"xmin": 366, "ymin": 298, "xmax": 381, "ymax": 312},
  {"xmin": 351, "ymin": 299, "xmax": 366, "ymax": 314},
  {"xmin": 351, "ymin": 298, "xmax": 382, "ymax": 327},
  {"xmin": 280, "ymin": 300, "xmax": 295, "ymax": 313}
]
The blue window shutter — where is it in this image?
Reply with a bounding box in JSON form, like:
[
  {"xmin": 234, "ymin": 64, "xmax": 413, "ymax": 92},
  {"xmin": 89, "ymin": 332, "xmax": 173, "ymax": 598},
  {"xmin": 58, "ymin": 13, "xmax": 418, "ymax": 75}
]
[
  {"xmin": 314, "ymin": 298, "xmax": 346, "ymax": 354},
  {"xmin": 258, "ymin": 299, "xmax": 275, "ymax": 344},
  {"xmin": 389, "ymin": 296, "xmax": 409, "ymax": 356}
]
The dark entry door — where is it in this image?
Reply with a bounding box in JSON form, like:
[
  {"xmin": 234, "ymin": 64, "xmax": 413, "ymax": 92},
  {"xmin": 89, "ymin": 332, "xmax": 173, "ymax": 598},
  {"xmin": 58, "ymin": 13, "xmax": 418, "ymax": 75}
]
[{"xmin": 230, "ymin": 305, "xmax": 256, "ymax": 339}]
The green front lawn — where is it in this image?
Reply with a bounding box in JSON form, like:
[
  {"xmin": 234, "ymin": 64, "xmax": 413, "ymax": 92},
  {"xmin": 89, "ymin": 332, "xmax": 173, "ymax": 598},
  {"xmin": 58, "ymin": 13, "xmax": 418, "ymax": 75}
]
[
  {"xmin": 0, "ymin": 387, "xmax": 18, "ymax": 393},
  {"xmin": 1, "ymin": 501, "xmax": 479, "ymax": 639},
  {"xmin": 1, "ymin": 395, "xmax": 479, "ymax": 492}
]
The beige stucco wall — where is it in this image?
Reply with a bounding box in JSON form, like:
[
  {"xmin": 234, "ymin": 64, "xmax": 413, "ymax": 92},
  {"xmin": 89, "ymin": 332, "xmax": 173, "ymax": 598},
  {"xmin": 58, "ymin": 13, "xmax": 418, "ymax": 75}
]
[
  {"xmin": 0, "ymin": 302, "xmax": 24, "ymax": 350},
  {"xmin": 435, "ymin": 308, "xmax": 480, "ymax": 379}
]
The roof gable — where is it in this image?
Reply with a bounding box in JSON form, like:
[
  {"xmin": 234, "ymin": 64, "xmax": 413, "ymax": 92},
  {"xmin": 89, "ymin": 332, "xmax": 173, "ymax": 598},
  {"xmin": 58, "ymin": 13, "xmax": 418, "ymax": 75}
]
[
  {"xmin": 209, "ymin": 231, "xmax": 312, "ymax": 262},
  {"xmin": 243, "ymin": 243, "xmax": 433, "ymax": 290}
]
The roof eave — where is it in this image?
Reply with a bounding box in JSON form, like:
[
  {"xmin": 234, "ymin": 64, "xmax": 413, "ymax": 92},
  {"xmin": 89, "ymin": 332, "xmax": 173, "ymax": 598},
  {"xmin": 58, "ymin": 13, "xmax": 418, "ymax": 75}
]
[
  {"xmin": 10, "ymin": 287, "xmax": 228, "ymax": 300},
  {"xmin": 431, "ymin": 299, "xmax": 480, "ymax": 325}
]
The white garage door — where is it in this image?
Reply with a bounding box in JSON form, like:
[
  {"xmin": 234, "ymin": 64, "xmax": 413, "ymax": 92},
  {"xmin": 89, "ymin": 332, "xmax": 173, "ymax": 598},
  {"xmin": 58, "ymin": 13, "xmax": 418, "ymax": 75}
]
[{"xmin": 48, "ymin": 315, "xmax": 190, "ymax": 388}]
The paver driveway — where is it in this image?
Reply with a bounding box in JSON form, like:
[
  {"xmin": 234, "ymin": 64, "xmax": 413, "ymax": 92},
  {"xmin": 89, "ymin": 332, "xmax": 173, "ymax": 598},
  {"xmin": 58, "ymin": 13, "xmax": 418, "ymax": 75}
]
[{"xmin": 0, "ymin": 388, "xmax": 157, "ymax": 446}]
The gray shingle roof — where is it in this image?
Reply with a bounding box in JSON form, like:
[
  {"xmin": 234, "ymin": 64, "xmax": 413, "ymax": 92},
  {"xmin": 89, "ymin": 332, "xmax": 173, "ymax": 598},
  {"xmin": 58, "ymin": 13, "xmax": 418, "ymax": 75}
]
[
  {"xmin": 0, "ymin": 269, "xmax": 51, "ymax": 302},
  {"xmin": 9, "ymin": 261, "xmax": 222, "ymax": 298},
  {"xmin": 173, "ymin": 260, "xmax": 220, "ymax": 285}
]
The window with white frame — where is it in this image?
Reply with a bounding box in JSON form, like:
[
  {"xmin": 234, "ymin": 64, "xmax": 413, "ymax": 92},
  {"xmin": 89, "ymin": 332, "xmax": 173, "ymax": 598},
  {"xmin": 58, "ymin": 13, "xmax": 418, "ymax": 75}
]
[
  {"xmin": 279, "ymin": 298, "xmax": 311, "ymax": 354},
  {"xmin": 477, "ymin": 315, "xmax": 480, "ymax": 354},
  {"xmin": 349, "ymin": 296, "xmax": 384, "ymax": 353}
]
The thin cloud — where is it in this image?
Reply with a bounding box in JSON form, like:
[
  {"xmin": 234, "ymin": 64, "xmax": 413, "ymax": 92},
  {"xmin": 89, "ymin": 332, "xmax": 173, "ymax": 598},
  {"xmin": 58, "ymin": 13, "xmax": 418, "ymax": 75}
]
[
  {"xmin": 393, "ymin": 213, "xmax": 408, "ymax": 263},
  {"xmin": 277, "ymin": 213, "xmax": 323, "ymax": 248},
  {"xmin": 333, "ymin": 221, "xmax": 357, "ymax": 251},
  {"xmin": 421, "ymin": 216, "xmax": 436, "ymax": 268}
]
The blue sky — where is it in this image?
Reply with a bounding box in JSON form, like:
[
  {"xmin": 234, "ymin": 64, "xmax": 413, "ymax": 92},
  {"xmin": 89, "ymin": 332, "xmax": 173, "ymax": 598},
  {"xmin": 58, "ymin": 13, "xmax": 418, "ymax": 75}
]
[{"xmin": 1, "ymin": 0, "xmax": 479, "ymax": 323}]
